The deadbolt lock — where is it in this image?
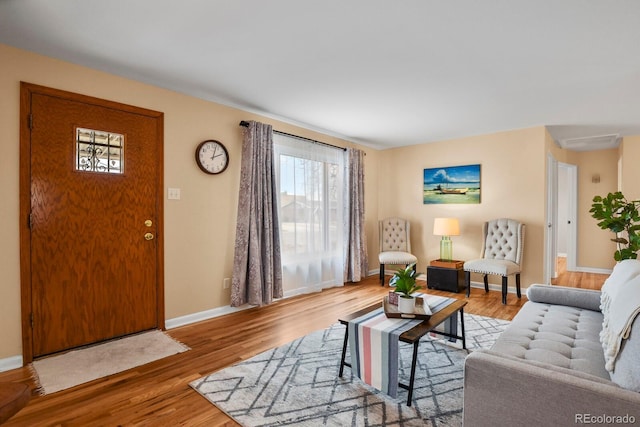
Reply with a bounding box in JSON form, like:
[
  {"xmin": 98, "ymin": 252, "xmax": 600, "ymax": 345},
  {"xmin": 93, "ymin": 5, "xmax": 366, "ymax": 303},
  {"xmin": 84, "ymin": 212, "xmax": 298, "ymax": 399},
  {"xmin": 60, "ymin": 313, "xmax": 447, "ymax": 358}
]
[
  {"xmin": 145, "ymin": 220, "xmax": 153, "ymax": 227},
  {"xmin": 144, "ymin": 232, "xmax": 154, "ymax": 241}
]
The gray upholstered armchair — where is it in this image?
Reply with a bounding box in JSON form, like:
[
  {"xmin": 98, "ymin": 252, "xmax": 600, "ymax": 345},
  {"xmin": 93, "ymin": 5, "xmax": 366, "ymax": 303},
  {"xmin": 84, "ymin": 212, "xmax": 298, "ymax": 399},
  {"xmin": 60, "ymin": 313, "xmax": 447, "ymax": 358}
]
[
  {"xmin": 378, "ymin": 217, "xmax": 418, "ymax": 286},
  {"xmin": 463, "ymin": 218, "xmax": 525, "ymax": 304}
]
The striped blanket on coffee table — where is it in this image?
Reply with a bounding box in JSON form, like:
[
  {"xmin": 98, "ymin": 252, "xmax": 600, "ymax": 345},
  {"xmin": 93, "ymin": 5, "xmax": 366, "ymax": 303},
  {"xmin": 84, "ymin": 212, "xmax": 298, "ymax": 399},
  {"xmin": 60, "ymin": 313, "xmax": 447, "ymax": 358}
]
[{"xmin": 347, "ymin": 294, "xmax": 455, "ymax": 397}]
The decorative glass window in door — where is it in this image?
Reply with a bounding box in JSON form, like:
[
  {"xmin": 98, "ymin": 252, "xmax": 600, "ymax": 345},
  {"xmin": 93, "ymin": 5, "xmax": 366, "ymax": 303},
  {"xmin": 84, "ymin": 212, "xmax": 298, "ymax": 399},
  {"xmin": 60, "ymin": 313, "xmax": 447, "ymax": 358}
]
[{"xmin": 75, "ymin": 127, "xmax": 124, "ymax": 174}]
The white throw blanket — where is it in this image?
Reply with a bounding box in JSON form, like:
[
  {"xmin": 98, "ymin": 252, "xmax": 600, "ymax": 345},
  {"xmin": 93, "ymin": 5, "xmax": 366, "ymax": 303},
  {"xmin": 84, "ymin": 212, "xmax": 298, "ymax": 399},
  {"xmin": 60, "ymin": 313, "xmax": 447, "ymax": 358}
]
[{"xmin": 600, "ymin": 260, "xmax": 640, "ymax": 372}]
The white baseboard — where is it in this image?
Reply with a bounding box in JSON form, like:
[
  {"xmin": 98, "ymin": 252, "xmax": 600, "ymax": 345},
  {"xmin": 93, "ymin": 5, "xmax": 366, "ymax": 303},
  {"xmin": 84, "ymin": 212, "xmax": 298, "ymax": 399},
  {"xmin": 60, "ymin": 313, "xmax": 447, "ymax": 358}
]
[
  {"xmin": 574, "ymin": 266, "xmax": 613, "ymax": 275},
  {"xmin": 0, "ymin": 355, "xmax": 23, "ymax": 373},
  {"xmin": 165, "ymin": 283, "xmax": 340, "ymax": 330},
  {"xmin": 468, "ymin": 281, "xmax": 524, "ymax": 295},
  {"xmin": 165, "ymin": 304, "xmax": 250, "ymax": 330}
]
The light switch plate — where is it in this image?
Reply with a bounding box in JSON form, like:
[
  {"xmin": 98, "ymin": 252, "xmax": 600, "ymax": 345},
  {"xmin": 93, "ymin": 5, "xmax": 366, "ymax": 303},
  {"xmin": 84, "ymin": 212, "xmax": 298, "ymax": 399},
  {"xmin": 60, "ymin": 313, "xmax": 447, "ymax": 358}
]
[{"xmin": 168, "ymin": 188, "xmax": 181, "ymax": 200}]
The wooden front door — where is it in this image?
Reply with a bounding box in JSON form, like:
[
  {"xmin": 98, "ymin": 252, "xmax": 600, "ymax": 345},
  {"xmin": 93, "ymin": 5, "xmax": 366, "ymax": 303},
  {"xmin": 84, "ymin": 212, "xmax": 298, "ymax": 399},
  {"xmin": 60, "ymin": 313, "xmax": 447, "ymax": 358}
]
[{"xmin": 20, "ymin": 83, "xmax": 164, "ymax": 361}]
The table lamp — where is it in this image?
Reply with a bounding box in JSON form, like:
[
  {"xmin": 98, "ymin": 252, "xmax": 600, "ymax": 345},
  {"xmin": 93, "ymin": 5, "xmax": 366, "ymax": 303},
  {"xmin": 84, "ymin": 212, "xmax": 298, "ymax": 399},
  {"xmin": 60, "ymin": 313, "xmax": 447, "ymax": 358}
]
[{"xmin": 433, "ymin": 218, "xmax": 460, "ymax": 261}]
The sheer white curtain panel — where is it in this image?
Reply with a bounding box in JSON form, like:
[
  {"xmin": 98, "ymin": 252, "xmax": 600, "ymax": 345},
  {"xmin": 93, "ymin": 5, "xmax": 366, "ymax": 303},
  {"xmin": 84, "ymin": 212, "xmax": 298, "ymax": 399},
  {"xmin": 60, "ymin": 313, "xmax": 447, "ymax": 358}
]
[{"xmin": 273, "ymin": 134, "xmax": 345, "ymax": 295}]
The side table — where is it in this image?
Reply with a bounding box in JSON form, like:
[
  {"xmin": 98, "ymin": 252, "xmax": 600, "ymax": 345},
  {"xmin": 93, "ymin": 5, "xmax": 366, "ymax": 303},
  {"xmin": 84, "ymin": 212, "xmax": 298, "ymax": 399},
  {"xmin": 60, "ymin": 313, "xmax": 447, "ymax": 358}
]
[{"xmin": 427, "ymin": 260, "xmax": 466, "ymax": 293}]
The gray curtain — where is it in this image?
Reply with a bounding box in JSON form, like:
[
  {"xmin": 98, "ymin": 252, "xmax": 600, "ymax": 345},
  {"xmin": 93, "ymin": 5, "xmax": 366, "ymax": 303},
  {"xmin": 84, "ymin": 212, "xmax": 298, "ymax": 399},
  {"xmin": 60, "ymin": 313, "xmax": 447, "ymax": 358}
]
[
  {"xmin": 231, "ymin": 121, "xmax": 282, "ymax": 307},
  {"xmin": 344, "ymin": 147, "xmax": 368, "ymax": 281}
]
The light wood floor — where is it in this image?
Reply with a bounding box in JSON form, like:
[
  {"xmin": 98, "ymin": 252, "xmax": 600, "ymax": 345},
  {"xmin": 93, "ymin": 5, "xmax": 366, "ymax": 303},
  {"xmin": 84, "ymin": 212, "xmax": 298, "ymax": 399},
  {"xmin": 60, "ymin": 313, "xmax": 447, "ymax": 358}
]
[
  {"xmin": 550, "ymin": 256, "xmax": 609, "ymax": 290},
  {"xmin": 0, "ymin": 269, "xmax": 602, "ymax": 426}
]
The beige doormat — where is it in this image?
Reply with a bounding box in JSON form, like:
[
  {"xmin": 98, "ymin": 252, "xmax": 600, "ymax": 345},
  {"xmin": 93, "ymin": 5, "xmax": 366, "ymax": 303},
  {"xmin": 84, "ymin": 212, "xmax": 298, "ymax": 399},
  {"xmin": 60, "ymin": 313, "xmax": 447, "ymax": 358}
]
[{"xmin": 31, "ymin": 330, "xmax": 189, "ymax": 395}]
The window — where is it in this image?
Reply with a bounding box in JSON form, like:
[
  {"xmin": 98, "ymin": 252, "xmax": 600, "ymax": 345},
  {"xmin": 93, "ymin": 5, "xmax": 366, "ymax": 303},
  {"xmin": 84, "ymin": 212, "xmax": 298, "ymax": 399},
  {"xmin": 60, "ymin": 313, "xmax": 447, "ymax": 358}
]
[
  {"xmin": 274, "ymin": 134, "xmax": 345, "ymax": 294},
  {"xmin": 75, "ymin": 127, "xmax": 124, "ymax": 174}
]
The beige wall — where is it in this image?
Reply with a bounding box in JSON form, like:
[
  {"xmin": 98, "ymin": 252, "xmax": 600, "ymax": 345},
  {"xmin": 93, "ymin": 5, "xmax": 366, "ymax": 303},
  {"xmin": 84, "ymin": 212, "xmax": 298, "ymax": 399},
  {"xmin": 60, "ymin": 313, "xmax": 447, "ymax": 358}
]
[
  {"xmin": 0, "ymin": 43, "xmax": 379, "ymax": 360},
  {"xmin": 376, "ymin": 127, "xmax": 547, "ymax": 288},
  {"xmin": 621, "ymin": 136, "xmax": 640, "ymax": 200}
]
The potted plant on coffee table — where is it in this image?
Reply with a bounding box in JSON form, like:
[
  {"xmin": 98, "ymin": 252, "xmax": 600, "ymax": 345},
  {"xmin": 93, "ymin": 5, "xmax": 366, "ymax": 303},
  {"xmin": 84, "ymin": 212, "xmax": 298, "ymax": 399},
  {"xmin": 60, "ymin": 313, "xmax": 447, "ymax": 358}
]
[{"xmin": 390, "ymin": 263, "xmax": 422, "ymax": 313}]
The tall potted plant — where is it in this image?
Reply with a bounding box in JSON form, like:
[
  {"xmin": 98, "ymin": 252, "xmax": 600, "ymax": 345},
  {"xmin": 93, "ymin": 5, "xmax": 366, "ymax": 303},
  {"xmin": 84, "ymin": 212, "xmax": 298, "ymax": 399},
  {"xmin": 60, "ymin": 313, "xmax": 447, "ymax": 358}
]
[
  {"xmin": 590, "ymin": 192, "xmax": 640, "ymax": 261},
  {"xmin": 390, "ymin": 263, "xmax": 422, "ymax": 313}
]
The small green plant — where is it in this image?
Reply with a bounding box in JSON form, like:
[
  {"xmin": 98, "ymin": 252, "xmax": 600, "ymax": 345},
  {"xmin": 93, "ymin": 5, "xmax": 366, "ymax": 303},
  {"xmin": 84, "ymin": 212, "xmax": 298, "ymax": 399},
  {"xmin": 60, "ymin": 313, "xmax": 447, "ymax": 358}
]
[
  {"xmin": 590, "ymin": 191, "xmax": 640, "ymax": 261},
  {"xmin": 389, "ymin": 263, "xmax": 422, "ymax": 298}
]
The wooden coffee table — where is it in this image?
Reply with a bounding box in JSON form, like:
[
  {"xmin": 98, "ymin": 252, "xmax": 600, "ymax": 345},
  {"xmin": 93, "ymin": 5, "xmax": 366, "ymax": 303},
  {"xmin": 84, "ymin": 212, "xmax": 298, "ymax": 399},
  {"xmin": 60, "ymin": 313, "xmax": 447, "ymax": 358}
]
[{"xmin": 338, "ymin": 298, "xmax": 467, "ymax": 406}]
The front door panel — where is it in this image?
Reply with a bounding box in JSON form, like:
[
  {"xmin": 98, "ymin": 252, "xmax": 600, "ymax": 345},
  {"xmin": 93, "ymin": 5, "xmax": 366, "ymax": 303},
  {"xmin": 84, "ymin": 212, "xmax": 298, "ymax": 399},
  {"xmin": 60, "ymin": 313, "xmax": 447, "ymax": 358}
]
[{"xmin": 26, "ymin": 88, "xmax": 162, "ymax": 358}]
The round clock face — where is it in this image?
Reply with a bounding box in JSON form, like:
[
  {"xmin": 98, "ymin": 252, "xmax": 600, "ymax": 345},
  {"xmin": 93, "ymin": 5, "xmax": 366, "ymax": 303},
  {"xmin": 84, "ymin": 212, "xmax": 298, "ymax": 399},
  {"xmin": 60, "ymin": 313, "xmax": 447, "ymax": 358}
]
[{"xmin": 195, "ymin": 140, "xmax": 229, "ymax": 174}]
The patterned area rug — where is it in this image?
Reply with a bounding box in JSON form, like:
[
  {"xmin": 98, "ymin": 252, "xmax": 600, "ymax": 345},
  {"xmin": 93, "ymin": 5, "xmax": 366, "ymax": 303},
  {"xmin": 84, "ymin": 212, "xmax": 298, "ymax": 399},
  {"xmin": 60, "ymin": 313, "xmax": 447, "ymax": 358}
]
[{"xmin": 190, "ymin": 314, "xmax": 509, "ymax": 426}]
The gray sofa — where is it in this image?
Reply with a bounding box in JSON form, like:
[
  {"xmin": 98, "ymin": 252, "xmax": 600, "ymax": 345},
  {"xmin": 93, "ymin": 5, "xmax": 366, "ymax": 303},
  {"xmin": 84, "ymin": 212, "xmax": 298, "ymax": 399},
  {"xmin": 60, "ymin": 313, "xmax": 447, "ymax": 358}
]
[{"xmin": 463, "ymin": 263, "xmax": 640, "ymax": 426}]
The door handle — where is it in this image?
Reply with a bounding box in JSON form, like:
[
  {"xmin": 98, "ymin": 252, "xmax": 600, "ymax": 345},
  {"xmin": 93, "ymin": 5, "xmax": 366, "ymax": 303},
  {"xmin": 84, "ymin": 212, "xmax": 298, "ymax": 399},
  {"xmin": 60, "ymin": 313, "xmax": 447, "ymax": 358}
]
[{"xmin": 144, "ymin": 232, "xmax": 154, "ymax": 241}]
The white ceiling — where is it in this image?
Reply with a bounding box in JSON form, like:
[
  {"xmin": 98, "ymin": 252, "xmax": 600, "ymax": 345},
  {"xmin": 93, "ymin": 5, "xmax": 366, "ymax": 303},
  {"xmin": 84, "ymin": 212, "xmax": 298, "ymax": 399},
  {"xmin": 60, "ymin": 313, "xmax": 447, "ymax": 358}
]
[{"xmin": 1, "ymin": 0, "xmax": 640, "ymax": 150}]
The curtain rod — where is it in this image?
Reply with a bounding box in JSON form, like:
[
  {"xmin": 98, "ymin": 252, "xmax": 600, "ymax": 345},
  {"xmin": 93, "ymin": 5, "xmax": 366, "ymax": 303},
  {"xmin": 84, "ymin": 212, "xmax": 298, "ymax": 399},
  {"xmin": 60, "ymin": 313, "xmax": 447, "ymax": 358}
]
[{"xmin": 239, "ymin": 120, "xmax": 347, "ymax": 152}]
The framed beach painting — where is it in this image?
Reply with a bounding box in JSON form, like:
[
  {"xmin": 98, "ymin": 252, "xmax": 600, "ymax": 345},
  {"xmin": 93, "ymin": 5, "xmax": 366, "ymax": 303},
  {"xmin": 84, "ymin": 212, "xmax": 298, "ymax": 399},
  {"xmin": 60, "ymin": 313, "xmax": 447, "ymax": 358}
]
[{"xmin": 423, "ymin": 164, "xmax": 481, "ymax": 204}]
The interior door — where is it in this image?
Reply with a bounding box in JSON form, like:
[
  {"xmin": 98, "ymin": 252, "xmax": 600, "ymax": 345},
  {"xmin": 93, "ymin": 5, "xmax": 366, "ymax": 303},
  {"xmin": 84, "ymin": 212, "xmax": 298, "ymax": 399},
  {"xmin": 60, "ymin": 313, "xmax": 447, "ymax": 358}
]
[
  {"xmin": 561, "ymin": 163, "xmax": 578, "ymax": 272},
  {"xmin": 20, "ymin": 83, "xmax": 164, "ymax": 360},
  {"xmin": 545, "ymin": 152, "xmax": 558, "ymax": 284}
]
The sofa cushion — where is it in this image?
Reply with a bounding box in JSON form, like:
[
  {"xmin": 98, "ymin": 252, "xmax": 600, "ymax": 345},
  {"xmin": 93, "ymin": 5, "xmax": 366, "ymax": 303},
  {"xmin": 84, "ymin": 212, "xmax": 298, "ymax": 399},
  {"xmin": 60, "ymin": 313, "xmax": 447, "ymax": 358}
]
[{"xmin": 490, "ymin": 301, "xmax": 609, "ymax": 379}]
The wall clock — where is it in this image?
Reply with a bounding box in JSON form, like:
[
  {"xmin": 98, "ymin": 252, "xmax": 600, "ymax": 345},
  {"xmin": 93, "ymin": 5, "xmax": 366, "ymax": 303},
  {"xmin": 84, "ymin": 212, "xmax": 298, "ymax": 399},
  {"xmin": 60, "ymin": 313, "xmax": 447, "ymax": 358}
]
[{"xmin": 195, "ymin": 140, "xmax": 229, "ymax": 174}]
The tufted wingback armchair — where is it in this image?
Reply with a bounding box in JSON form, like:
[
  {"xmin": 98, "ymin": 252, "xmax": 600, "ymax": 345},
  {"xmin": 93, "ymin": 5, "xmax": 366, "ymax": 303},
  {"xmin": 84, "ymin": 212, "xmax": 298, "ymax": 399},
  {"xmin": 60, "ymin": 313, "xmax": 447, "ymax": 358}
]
[
  {"xmin": 463, "ymin": 218, "xmax": 525, "ymax": 304},
  {"xmin": 378, "ymin": 217, "xmax": 418, "ymax": 286}
]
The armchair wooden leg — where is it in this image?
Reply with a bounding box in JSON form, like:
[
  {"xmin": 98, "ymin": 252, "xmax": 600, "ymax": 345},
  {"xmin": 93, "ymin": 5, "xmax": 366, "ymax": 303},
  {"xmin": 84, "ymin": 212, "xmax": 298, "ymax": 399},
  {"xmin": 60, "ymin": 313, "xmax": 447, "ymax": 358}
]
[
  {"xmin": 380, "ymin": 264, "xmax": 385, "ymax": 286},
  {"xmin": 465, "ymin": 271, "xmax": 471, "ymax": 297},
  {"xmin": 501, "ymin": 276, "xmax": 508, "ymax": 304},
  {"xmin": 483, "ymin": 275, "xmax": 489, "ymax": 293},
  {"xmin": 516, "ymin": 273, "xmax": 521, "ymax": 298}
]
